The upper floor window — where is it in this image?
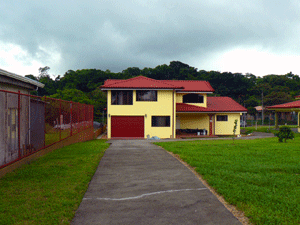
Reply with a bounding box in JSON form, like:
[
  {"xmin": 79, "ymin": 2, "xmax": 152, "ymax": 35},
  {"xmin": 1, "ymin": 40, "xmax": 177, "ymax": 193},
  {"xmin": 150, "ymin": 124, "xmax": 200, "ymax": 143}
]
[
  {"xmin": 111, "ymin": 91, "xmax": 133, "ymax": 105},
  {"xmin": 183, "ymin": 94, "xmax": 204, "ymax": 103},
  {"xmin": 136, "ymin": 90, "xmax": 157, "ymax": 101},
  {"xmin": 216, "ymin": 115, "xmax": 228, "ymax": 121}
]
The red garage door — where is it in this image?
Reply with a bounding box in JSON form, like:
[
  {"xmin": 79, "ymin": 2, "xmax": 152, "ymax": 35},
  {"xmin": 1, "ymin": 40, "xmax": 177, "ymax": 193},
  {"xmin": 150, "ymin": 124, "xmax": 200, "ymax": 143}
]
[{"xmin": 111, "ymin": 116, "xmax": 144, "ymax": 138}]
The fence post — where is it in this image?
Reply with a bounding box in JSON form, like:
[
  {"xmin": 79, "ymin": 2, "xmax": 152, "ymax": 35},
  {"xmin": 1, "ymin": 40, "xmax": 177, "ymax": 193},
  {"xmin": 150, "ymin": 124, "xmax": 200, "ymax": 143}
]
[
  {"xmin": 18, "ymin": 91, "xmax": 21, "ymax": 159},
  {"xmin": 44, "ymin": 96, "xmax": 46, "ymax": 147},
  {"xmin": 59, "ymin": 99, "xmax": 62, "ymax": 141},
  {"xmin": 70, "ymin": 101, "xmax": 73, "ymax": 136},
  {"xmin": 77, "ymin": 102, "xmax": 79, "ymax": 133},
  {"xmin": 92, "ymin": 105, "xmax": 94, "ymax": 127}
]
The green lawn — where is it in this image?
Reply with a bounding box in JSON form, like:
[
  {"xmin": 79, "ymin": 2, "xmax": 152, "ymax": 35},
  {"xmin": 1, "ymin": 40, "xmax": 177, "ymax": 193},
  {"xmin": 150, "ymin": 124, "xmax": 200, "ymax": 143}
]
[
  {"xmin": 156, "ymin": 136, "xmax": 300, "ymax": 225},
  {"xmin": 0, "ymin": 139, "xmax": 109, "ymax": 225},
  {"xmin": 45, "ymin": 130, "xmax": 70, "ymax": 146}
]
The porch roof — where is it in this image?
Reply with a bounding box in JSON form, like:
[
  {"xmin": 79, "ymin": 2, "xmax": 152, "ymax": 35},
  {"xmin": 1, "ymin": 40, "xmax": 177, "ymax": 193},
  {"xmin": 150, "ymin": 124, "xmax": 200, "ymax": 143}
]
[
  {"xmin": 267, "ymin": 100, "xmax": 300, "ymax": 110},
  {"xmin": 176, "ymin": 97, "xmax": 247, "ymax": 113}
]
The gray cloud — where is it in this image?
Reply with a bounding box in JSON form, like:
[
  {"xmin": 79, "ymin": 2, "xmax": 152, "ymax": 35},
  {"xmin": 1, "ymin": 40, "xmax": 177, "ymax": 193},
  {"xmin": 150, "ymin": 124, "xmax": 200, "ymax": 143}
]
[{"xmin": 1, "ymin": 0, "xmax": 300, "ymax": 75}]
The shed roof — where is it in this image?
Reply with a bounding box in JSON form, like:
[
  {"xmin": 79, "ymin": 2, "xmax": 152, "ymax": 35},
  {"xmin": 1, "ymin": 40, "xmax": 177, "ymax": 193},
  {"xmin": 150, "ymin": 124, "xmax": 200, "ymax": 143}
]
[{"xmin": 0, "ymin": 68, "xmax": 44, "ymax": 88}]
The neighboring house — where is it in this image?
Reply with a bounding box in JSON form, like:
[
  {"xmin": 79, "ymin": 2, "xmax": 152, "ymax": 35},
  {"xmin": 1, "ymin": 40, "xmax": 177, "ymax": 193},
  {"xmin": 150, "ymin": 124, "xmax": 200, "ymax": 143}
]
[
  {"xmin": 246, "ymin": 105, "xmax": 266, "ymax": 120},
  {"xmin": 0, "ymin": 68, "xmax": 44, "ymax": 94},
  {"xmin": 100, "ymin": 76, "xmax": 247, "ymax": 139},
  {"xmin": 0, "ymin": 68, "xmax": 44, "ymax": 166},
  {"xmin": 249, "ymin": 104, "xmax": 297, "ymax": 123}
]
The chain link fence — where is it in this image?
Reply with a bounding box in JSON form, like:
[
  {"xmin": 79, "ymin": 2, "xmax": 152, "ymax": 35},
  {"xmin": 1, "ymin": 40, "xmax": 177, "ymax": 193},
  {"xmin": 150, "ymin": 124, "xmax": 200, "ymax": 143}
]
[{"xmin": 0, "ymin": 90, "xmax": 93, "ymax": 168}]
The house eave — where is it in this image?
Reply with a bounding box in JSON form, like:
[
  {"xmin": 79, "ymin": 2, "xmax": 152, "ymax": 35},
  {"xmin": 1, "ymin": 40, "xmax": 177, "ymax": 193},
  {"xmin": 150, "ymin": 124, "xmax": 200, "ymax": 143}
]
[
  {"xmin": 176, "ymin": 111, "xmax": 247, "ymax": 114},
  {"xmin": 0, "ymin": 68, "xmax": 44, "ymax": 88},
  {"xmin": 176, "ymin": 91, "xmax": 214, "ymax": 94},
  {"xmin": 267, "ymin": 107, "xmax": 300, "ymax": 112},
  {"xmin": 101, "ymin": 88, "xmax": 182, "ymax": 91}
]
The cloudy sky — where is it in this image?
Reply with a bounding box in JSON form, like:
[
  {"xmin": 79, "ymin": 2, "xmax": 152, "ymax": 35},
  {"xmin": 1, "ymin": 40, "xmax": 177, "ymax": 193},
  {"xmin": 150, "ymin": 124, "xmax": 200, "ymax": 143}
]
[{"xmin": 1, "ymin": 0, "xmax": 300, "ymax": 77}]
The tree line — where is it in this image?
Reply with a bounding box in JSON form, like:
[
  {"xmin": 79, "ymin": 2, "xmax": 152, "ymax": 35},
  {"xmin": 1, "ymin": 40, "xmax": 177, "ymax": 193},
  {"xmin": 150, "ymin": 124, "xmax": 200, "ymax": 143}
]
[{"xmin": 25, "ymin": 61, "xmax": 300, "ymax": 122}]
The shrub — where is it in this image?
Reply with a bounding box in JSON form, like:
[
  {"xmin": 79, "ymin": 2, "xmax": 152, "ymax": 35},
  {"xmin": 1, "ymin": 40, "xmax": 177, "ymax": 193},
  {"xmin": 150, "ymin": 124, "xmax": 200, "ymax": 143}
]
[
  {"xmin": 275, "ymin": 126, "xmax": 294, "ymax": 142},
  {"xmin": 232, "ymin": 119, "xmax": 238, "ymax": 144}
]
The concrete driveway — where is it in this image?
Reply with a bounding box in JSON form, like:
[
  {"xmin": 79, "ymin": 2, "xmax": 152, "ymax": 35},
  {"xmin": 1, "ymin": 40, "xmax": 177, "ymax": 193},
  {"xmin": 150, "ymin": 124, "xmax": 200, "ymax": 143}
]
[{"xmin": 72, "ymin": 140, "xmax": 241, "ymax": 225}]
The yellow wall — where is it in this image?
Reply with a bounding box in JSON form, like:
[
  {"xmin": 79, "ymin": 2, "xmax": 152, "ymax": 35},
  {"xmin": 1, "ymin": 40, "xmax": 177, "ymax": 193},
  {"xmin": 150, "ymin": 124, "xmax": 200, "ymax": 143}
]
[
  {"xmin": 177, "ymin": 114, "xmax": 209, "ymax": 132},
  {"xmin": 107, "ymin": 90, "xmax": 242, "ymax": 138},
  {"xmin": 107, "ymin": 90, "xmax": 176, "ymax": 139},
  {"xmin": 176, "ymin": 93, "xmax": 207, "ymax": 107},
  {"xmin": 214, "ymin": 113, "xmax": 241, "ymax": 135}
]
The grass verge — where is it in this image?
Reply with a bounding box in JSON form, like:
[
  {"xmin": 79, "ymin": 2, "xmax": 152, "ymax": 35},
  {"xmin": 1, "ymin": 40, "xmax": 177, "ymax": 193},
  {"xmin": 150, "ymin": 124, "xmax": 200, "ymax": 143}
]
[
  {"xmin": 0, "ymin": 139, "xmax": 109, "ymax": 225},
  {"xmin": 155, "ymin": 136, "xmax": 300, "ymax": 225},
  {"xmin": 242, "ymin": 125, "xmax": 298, "ymax": 135},
  {"xmin": 45, "ymin": 130, "xmax": 70, "ymax": 146}
]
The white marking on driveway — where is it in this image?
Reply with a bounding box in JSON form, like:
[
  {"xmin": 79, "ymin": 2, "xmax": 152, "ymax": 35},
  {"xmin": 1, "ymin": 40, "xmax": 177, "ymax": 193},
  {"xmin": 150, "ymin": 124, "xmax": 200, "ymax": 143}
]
[{"xmin": 83, "ymin": 188, "xmax": 208, "ymax": 201}]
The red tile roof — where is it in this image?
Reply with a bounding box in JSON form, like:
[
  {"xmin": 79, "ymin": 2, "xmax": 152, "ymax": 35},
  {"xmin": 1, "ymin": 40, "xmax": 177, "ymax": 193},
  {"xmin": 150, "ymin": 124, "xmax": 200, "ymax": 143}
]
[
  {"xmin": 100, "ymin": 76, "xmax": 214, "ymax": 92},
  {"xmin": 103, "ymin": 79, "xmax": 123, "ymax": 86},
  {"xmin": 162, "ymin": 80, "xmax": 214, "ymax": 92},
  {"xmin": 177, "ymin": 97, "xmax": 247, "ymax": 112},
  {"xmin": 101, "ymin": 76, "xmax": 184, "ymax": 89},
  {"xmin": 267, "ymin": 100, "xmax": 300, "ymax": 109}
]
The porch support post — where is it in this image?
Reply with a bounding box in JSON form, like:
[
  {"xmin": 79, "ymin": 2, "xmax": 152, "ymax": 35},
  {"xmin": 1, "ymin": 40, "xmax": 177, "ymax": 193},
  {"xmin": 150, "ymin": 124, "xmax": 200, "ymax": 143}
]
[
  {"xmin": 298, "ymin": 111, "xmax": 300, "ymax": 133},
  {"xmin": 209, "ymin": 114, "xmax": 214, "ymax": 136},
  {"xmin": 275, "ymin": 112, "xmax": 278, "ymax": 129}
]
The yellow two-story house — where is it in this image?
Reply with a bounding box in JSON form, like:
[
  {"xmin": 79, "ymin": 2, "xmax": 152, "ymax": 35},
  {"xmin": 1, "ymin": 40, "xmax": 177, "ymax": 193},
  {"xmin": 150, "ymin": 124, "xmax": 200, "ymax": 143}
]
[{"xmin": 101, "ymin": 76, "xmax": 247, "ymax": 139}]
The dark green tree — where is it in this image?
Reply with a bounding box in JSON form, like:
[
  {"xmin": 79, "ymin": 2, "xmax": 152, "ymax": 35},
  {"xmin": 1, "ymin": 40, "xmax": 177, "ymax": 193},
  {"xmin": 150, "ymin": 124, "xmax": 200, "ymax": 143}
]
[
  {"xmin": 49, "ymin": 89, "xmax": 93, "ymax": 105},
  {"xmin": 264, "ymin": 91, "xmax": 293, "ymax": 107}
]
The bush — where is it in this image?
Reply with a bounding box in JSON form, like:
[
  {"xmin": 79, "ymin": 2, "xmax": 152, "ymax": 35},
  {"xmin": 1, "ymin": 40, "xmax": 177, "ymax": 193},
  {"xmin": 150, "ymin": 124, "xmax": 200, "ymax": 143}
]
[{"xmin": 275, "ymin": 126, "xmax": 294, "ymax": 142}]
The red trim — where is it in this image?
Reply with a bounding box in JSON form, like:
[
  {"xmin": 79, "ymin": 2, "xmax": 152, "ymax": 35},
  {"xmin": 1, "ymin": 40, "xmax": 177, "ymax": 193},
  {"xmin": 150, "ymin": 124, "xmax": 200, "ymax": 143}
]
[{"xmin": 0, "ymin": 89, "xmax": 73, "ymax": 104}]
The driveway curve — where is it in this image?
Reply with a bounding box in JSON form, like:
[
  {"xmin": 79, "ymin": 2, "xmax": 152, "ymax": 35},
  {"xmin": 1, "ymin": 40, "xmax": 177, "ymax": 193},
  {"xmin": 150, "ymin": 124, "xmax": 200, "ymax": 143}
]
[{"xmin": 72, "ymin": 140, "xmax": 241, "ymax": 225}]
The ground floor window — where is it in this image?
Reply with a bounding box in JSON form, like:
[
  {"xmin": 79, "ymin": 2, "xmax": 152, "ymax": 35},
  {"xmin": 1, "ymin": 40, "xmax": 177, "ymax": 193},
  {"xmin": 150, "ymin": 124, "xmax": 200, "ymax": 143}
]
[
  {"xmin": 152, "ymin": 116, "xmax": 170, "ymax": 127},
  {"xmin": 216, "ymin": 115, "xmax": 228, "ymax": 121}
]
